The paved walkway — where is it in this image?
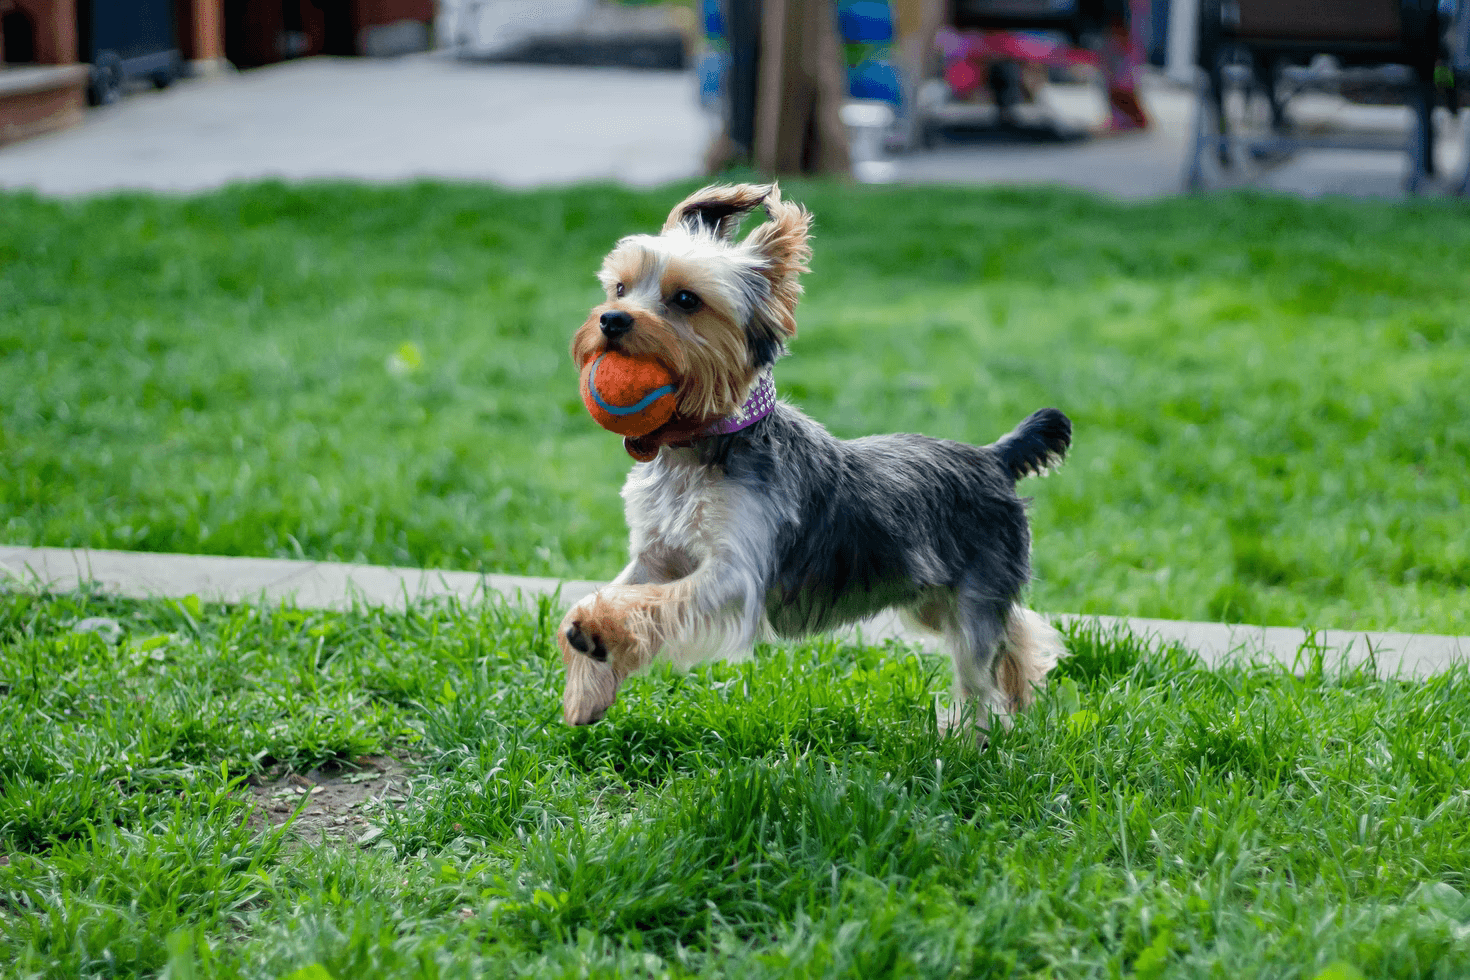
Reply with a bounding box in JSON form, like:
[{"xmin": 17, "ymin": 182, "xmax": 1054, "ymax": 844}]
[
  {"xmin": 0, "ymin": 54, "xmax": 1463, "ymax": 198},
  {"xmin": 4, "ymin": 545, "xmax": 1464, "ymax": 678},
  {"xmin": 892, "ymin": 82, "xmax": 1469, "ymax": 199},
  {"xmin": 0, "ymin": 56, "xmax": 710, "ymax": 196}
]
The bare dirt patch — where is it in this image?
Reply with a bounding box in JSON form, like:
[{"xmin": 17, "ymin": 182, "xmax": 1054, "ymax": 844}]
[{"xmin": 248, "ymin": 755, "xmax": 413, "ymax": 846}]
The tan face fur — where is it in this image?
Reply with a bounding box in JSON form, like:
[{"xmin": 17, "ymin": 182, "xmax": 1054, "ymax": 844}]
[{"xmin": 570, "ymin": 183, "xmax": 812, "ymax": 424}]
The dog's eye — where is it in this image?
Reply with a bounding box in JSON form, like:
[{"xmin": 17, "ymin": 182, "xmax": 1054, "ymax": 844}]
[
  {"xmin": 670, "ymin": 290, "xmax": 701, "ymax": 313},
  {"xmin": 615, "ymin": 282, "xmax": 625, "ymax": 297}
]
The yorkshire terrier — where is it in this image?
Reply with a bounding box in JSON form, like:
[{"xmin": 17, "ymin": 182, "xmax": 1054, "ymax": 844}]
[{"xmin": 558, "ymin": 183, "xmax": 1070, "ymax": 733}]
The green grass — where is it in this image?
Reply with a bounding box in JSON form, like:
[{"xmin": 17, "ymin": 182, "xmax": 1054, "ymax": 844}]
[
  {"xmin": 2, "ymin": 182, "xmax": 1469, "ymax": 633},
  {"xmin": 2, "ymin": 588, "xmax": 1469, "ymax": 978}
]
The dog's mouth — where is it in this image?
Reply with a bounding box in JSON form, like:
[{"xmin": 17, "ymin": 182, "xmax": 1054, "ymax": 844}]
[
  {"xmin": 621, "ymin": 412, "xmax": 718, "ymax": 462},
  {"xmin": 622, "ymin": 423, "xmax": 693, "ymax": 463},
  {"xmin": 624, "ymin": 434, "xmax": 661, "ymax": 462}
]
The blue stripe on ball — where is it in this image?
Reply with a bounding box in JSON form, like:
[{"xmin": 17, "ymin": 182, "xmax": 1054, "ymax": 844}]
[{"xmin": 587, "ymin": 354, "xmax": 677, "ymax": 416}]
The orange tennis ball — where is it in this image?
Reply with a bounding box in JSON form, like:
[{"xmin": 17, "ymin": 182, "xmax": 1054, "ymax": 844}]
[{"xmin": 580, "ymin": 351, "xmax": 677, "ymax": 438}]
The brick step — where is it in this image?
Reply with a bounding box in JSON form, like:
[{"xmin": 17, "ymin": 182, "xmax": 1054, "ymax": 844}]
[{"xmin": 0, "ymin": 64, "xmax": 88, "ymax": 147}]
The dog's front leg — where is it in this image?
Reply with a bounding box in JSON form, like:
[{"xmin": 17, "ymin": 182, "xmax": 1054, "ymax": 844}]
[
  {"xmin": 557, "ymin": 553, "xmax": 664, "ymax": 726},
  {"xmin": 557, "ymin": 553, "xmax": 768, "ymax": 725}
]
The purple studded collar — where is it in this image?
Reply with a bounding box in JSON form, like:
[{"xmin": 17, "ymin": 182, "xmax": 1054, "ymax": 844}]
[
  {"xmin": 623, "ymin": 372, "xmax": 777, "ymax": 462},
  {"xmin": 702, "ymin": 372, "xmax": 777, "ymax": 437}
]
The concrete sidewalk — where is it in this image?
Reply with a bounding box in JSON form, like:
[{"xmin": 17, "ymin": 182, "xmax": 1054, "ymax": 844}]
[
  {"xmin": 0, "ymin": 56, "xmax": 710, "ymax": 196},
  {"xmin": 4, "ymin": 544, "xmax": 1465, "ymax": 679},
  {"xmin": 891, "ymin": 80, "xmax": 1469, "ymax": 199},
  {"xmin": 1, "ymin": 54, "xmax": 1464, "ymax": 199}
]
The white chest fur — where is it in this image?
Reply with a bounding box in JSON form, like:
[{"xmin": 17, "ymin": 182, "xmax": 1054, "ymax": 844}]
[{"xmin": 621, "ymin": 451, "xmax": 730, "ymax": 565}]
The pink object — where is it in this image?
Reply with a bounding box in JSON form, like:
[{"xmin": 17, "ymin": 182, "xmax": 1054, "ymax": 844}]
[{"xmin": 936, "ymin": 27, "xmax": 1101, "ymax": 99}]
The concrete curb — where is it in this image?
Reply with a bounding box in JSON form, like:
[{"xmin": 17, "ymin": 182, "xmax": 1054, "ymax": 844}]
[
  {"xmin": 0, "ymin": 545, "xmax": 602, "ymax": 614},
  {"xmin": 3, "ymin": 545, "xmax": 1466, "ymax": 679}
]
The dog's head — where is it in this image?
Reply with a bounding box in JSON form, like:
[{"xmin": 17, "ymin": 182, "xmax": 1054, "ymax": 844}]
[{"xmin": 571, "ymin": 183, "xmax": 812, "ymax": 423}]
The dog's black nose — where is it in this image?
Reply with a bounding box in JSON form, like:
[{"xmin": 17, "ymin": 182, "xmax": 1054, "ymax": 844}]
[{"xmin": 599, "ymin": 310, "xmax": 634, "ymax": 339}]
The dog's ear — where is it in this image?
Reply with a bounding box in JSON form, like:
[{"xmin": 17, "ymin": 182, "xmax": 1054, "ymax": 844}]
[
  {"xmin": 743, "ymin": 184, "xmax": 812, "ymax": 340},
  {"xmin": 663, "ymin": 183, "xmax": 773, "ymax": 241}
]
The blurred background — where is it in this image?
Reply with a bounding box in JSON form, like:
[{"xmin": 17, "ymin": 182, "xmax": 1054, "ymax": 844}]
[{"xmin": 2, "ymin": 0, "xmax": 1469, "ymax": 196}]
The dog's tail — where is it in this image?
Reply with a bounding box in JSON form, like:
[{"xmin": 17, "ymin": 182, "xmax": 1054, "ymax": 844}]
[{"xmin": 992, "ymin": 408, "xmax": 1071, "ymax": 482}]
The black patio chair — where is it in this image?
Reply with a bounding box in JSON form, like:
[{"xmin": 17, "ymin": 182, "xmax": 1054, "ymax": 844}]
[{"xmin": 1185, "ymin": 0, "xmax": 1447, "ymax": 191}]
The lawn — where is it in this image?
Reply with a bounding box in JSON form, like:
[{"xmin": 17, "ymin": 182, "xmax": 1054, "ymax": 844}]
[
  {"xmin": 2, "ymin": 589, "xmax": 1468, "ymax": 977},
  {"xmin": 2, "ymin": 182, "xmax": 1468, "ymax": 633}
]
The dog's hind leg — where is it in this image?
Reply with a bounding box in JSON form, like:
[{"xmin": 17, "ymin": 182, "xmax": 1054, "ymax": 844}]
[
  {"xmin": 940, "ymin": 586, "xmax": 1011, "ymax": 734},
  {"xmin": 941, "ymin": 584, "xmax": 1062, "ymax": 734},
  {"xmin": 994, "ymin": 606, "xmax": 1064, "ymax": 713}
]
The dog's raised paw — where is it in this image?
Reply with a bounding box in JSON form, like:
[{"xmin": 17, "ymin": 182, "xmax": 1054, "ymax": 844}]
[{"xmin": 565, "ymin": 622, "xmax": 608, "ymax": 662}]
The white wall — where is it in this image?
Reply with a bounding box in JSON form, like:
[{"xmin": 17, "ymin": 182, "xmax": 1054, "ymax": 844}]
[{"xmin": 435, "ymin": 0, "xmax": 594, "ymax": 56}]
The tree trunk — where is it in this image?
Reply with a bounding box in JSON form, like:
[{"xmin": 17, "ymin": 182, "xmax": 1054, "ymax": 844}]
[{"xmin": 754, "ymin": 0, "xmax": 851, "ymax": 176}]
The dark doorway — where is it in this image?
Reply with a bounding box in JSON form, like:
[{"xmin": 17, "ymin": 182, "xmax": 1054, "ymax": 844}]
[
  {"xmin": 1, "ymin": 8, "xmax": 37, "ymax": 63},
  {"xmin": 224, "ymin": 0, "xmax": 358, "ymax": 68},
  {"xmin": 311, "ymin": 0, "xmax": 356, "ymax": 56}
]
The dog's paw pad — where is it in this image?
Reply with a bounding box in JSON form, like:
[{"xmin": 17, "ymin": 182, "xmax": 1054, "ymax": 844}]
[{"xmin": 565, "ymin": 622, "xmax": 607, "ymax": 662}]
